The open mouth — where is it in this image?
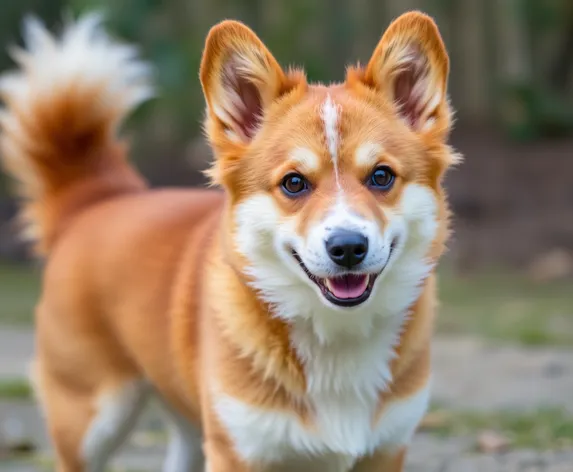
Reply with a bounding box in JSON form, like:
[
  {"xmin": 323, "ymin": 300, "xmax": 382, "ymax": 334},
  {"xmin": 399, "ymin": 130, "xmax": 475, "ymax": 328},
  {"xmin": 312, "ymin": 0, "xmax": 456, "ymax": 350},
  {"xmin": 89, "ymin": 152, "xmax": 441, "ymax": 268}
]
[
  {"xmin": 292, "ymin": 252, "xmax": 379, "ymax": 308},
  {"xmin": 292, "ymin": 240, "xmax": 397, "ymax": 308}
]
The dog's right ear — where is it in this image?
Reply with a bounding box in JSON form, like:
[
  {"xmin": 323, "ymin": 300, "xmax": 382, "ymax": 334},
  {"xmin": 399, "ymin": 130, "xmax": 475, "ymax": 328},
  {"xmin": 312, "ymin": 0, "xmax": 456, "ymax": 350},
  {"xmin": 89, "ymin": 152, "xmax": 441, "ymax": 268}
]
[
  {"xmin": 362, "ymin": 11, "xmax": 450, "ymax": 135},
  {"xmin": 200, "ymin": 21, "xmax": 301, "ymax": 147}
]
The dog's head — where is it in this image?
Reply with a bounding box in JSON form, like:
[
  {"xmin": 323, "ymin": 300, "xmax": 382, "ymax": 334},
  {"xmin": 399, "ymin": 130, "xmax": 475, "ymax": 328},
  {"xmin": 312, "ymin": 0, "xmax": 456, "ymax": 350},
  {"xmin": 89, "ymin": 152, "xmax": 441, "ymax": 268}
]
[{"xmin": 200, "ymin": 12, "xmax": 459, "ymax": 337}]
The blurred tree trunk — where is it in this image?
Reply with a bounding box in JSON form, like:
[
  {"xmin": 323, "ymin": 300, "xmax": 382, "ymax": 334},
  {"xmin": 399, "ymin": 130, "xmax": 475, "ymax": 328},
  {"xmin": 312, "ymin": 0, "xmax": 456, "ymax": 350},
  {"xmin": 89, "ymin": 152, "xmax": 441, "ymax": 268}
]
[
  {"xmin": 234, "ymin": 0, "xmax": 262, "ymax": 30},
  {"xmin": 549, "ymin": 2, "xmax": 573, "ymax": 92},
  {"xmin": 367, "ymin": 0, "xmax": 388, "ymax": 46},
  {"xmin": 326, "ymin": 0, "xmax": 353, "ymax": 79}
]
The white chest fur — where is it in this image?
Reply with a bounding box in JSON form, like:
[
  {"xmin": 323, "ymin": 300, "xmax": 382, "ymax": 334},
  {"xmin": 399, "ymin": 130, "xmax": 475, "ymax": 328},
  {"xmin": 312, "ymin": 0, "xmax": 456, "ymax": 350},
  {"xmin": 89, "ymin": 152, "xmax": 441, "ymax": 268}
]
[
  {"xmin": 220, "ymin": 184, "xmax": 439, "ymax": 468},
  {"xmin": 213, "ymin": 316, "xmax": 430, "ymax": 469}
]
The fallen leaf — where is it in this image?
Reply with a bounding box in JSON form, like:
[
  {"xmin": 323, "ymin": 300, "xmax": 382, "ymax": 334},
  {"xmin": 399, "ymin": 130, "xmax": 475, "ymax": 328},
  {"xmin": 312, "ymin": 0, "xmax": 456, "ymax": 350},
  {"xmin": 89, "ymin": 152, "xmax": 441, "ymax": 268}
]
[
  {"xmin": 476, "ymin": 430, "xmax": 512, "ymax": 453},
  {"xmin": 528, "ymin": 248, "xmax": 573, "ymax": 282}
]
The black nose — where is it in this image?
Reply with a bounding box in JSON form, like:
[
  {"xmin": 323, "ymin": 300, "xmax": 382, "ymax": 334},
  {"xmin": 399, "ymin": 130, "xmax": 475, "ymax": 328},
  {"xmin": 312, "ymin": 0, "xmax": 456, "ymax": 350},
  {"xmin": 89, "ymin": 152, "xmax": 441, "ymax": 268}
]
[{"xmin": 325, "ymin": 230, "xmax": 369, "ymax": 269}]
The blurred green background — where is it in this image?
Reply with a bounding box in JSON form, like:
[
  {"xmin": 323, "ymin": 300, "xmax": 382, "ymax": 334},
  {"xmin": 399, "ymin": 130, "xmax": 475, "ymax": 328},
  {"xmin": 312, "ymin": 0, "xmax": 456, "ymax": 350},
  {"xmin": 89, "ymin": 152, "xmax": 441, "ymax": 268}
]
[{"xmin": 0, "ymin": 0, "xmax": 572, "ymax": 341}]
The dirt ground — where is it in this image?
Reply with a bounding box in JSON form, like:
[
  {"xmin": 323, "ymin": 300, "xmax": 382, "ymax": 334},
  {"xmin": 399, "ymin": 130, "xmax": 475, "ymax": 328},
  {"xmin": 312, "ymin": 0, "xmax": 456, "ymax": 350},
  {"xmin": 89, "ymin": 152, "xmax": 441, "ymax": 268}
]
[{"xmin": 1, "ymin": 328, "xmax": 572, "ymax": 472}]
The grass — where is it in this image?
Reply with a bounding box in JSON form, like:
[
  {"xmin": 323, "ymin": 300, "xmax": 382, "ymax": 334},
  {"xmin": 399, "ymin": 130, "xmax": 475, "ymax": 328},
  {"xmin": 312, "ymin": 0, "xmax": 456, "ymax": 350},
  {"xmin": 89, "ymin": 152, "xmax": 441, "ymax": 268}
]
[
  {"xmin": 0, "ymin": 377, "xmax": 33, "ymax": 400},
  {"xmin": 0, "ymin": 261, "xmax": 572, "ymax": 346},
  {"xmin": 0, "ymin": 262, "xmax": 40, "ymax": 325},
  {"xmin": 422, "ymin": 406, "xmax": 573, "ymax": 450},
  {"xmin": 437, "ymin": 268, "xmax": 573, "ymax": 346}
]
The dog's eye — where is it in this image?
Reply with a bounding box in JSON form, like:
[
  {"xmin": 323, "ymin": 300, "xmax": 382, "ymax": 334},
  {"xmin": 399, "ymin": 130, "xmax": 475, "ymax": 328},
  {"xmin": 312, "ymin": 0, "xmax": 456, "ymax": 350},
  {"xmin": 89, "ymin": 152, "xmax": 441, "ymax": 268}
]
[
  {"xmin": 281, "ymin": 173, "xmax": 309, "ymax": 196},
  {"xmin": 368, "ymin": 166, "xmax": 395, "ymax": 190}
]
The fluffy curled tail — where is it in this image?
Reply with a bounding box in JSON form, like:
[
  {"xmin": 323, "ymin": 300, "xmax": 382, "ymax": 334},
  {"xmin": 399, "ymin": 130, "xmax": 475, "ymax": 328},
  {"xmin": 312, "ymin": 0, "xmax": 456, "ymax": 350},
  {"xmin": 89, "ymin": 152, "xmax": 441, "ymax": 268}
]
[{"xmin": 0, "ymin": 13, "xmax": 153, "ymax": 255}]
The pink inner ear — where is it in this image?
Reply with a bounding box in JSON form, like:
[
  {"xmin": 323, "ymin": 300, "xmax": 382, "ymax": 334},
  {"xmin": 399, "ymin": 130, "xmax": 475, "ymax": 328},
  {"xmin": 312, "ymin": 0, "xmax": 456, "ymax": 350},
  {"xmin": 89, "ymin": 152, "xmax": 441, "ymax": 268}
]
[
  {"xmin": 222, "ymin": 59, "xmax": 263, "ymax": 140},
  {"xmin": 392, "ymin": 51, "xmax": 428, "ymax": 129},
  {"xmin": 236, "ymin": 79, "xmax": 262, "ymax": 139}
]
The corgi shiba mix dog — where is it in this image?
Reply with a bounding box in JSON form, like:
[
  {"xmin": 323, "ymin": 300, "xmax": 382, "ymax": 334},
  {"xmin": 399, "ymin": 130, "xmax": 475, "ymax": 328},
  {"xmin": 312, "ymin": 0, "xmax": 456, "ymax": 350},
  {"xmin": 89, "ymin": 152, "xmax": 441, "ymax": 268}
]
[{"xmin": 0, "ymin": 9, "xmax": 460, "ymax": 472}]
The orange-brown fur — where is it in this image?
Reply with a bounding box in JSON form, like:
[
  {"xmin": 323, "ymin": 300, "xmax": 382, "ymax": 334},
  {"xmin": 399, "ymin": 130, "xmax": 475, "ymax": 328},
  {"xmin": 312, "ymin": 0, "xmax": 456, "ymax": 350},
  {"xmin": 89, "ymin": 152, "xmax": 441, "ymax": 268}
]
[{"xmin": 0, "ymin": 10, "xmax": 458, "ymax": 472}]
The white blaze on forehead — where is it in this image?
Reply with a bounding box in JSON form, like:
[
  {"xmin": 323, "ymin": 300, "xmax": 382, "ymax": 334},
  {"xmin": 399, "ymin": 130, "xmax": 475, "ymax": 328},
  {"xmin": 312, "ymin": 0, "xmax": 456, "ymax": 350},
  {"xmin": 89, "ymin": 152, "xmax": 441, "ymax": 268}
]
[
  {"xmin": 290, "ymin": 147, "xmax": 320, "ymax": 173},
  {"xmin": 320, "ymin": 94, "xmax": 341, "ymax": 187},
  {"xmin": 355, "ymin": 142, "xmax": 383, "ymax": 168}
]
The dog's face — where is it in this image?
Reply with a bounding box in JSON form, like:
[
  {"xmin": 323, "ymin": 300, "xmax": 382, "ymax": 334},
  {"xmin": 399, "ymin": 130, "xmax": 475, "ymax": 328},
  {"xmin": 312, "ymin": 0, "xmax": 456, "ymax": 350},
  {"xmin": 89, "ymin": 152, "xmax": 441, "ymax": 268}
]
[{"xmin": 200, "ymin": 12, "xmax": 459, "ymax": 336}]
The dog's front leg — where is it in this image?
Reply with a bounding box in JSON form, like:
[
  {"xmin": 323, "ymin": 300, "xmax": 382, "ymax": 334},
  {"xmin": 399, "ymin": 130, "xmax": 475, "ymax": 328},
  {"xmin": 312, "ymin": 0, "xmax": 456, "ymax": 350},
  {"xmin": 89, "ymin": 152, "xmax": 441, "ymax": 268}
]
[
  {"xmin": 202, "ymin": 415, "xmax": 260, "ymax": 472},
  {"xmin": 203, "ymin": 435, "xmax": 253, "ymax": 472}
]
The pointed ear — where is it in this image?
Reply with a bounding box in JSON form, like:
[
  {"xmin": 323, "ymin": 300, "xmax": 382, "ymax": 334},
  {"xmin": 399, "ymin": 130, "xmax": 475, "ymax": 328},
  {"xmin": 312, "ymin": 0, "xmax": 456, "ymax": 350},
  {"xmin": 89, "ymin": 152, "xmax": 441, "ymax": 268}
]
[
  {"xmin": 200, "ymin": 20, "xmax": 295, "ymax": 144},
  {"xmin": 364, "ymin": 11, "xmax": 450, "ymax": 133}
]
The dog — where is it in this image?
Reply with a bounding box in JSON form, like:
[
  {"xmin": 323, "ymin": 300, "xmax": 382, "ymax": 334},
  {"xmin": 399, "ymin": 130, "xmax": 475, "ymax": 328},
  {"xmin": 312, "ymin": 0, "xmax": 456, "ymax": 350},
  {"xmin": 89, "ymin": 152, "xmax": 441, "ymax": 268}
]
[{"xmin": 0, "ymin": 10, "xmax": 459, "ymax": 472}]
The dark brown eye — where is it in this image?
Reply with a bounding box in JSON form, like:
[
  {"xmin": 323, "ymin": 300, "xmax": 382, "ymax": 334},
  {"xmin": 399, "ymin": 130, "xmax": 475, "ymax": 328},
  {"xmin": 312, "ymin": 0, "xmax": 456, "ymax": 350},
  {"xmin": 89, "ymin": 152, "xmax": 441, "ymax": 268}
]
[
  {"xmin": 281, "ymin": 173, "xmax": 309, "ymax": 196},
  {"xmin": 369, "ymin": 166, "xmax": 395, "ymax": 190}
]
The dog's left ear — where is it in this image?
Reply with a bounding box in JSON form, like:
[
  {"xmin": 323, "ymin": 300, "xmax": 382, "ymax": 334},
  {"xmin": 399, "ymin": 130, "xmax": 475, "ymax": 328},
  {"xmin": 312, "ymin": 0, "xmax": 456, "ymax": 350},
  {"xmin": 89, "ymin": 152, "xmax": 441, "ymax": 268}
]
[
  {"xmin": 364, "ymin": 11, "xmax": 450, "ymax": 134},
  {"xmin": 200, "ymin": 20, "xmax": 298, "ymax": 145}
]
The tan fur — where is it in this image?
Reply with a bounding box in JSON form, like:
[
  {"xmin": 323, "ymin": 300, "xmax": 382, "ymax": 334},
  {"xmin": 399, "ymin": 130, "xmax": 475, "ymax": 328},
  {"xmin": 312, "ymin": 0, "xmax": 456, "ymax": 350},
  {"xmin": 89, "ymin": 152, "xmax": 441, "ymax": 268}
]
[
  {"xmin": 0, "ymin": 11, "xmax": 458, "ymax": 472},
  {"xmin": 352, "ymin": 448, "xmax": 406, "ymax": 471}
]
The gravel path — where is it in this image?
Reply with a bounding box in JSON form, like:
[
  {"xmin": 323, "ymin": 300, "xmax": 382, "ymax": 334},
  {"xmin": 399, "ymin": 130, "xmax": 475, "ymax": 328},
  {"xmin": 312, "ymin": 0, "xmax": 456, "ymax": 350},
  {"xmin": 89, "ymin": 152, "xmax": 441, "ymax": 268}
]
[
  {"xmin": 432, "ymin": 337, "xmax": 573, "ymax": 412},
  {"xmin": 0, "ymin": 328, "xmax": 33, "ymax": 379},
  {"xmin": 0, "ymin": 327, "xmax": 572, "ymax": 471}
]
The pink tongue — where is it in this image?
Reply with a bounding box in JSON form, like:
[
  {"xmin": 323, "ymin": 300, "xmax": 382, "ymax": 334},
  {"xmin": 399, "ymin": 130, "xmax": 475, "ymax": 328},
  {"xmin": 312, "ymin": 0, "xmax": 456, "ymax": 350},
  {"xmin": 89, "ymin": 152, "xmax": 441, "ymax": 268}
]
[{"xmin": 326, "ymin": 274, "xmax": 369, "ymax": 299}]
